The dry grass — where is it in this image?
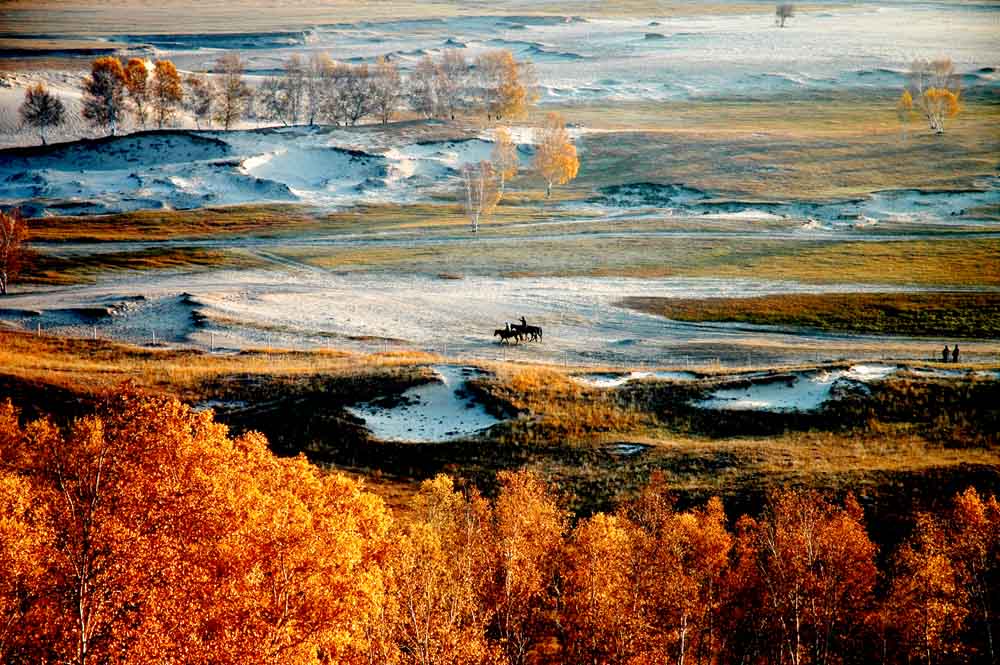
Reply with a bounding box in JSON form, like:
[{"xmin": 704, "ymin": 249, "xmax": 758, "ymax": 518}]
[
  {"xmin": 0, "ymin": 329, "xmax": 438, "ymax": 400},
  {"xmin": 621, "ymin": 292, "xmax": 1000, "ymax": 338},
  {"xmin": 564, "ymin": 98, "xmax": 1000, "ymax": 199},
  {"xmin": 286, "ymin": 235, "xmax": 1000, "ymax": 287},
  {"xmin": 469, "ymin": 365, "xmax": 646, "ymax": 445},
  {"xmin": 22, "ymin": 247, "xmax": 260, "ymax": 284}
]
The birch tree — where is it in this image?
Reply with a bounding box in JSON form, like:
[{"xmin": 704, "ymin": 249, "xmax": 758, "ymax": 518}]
[
  {"xmin": 213, "ymin": 52, "xmax": 252, "ymax": 130},
  {"xmin": 123, "ymin": 58, "xmax": 150, "ymax": 127},
  {"xmin": 491, "ymin": 126, "xmax": 519, "ymax": 202},
  {"xmin": 461, "ymin": 161, "xmax": 500, "ymax": 233},
  {"xmin": 0, "ymin": 208, "xmax": 27, "ymax": 296},
  {"xmin": 533, "ymin": 112, "xmax": 579, "ymax": 198},
  {"xmin": 82, "ymin": 57, "xmax": 126, "ymax": 136},
  {"xmin": 907, "ymin": 58, "xmax": 962, "ymax": 134},
  {"xmin": 150, "ymin": 60, "xmax": 183, "ymax": 128}
]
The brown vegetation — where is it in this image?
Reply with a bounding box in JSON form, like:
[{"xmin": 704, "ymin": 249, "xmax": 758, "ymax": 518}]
[{"xmin": 621, "ymin": 292, "xmax": 1000, "ymax": 338}]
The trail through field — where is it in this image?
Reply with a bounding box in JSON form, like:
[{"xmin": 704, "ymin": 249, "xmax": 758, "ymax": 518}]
[{"xmin": 4, "ymin": 265, "xmax": 1000, "ymax": 367}]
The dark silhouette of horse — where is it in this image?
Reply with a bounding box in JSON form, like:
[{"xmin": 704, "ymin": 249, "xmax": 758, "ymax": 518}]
[
  {"xmin": 494, "ymin": 328, "xmax": 519, "ymax": 345},
  {"xmin": 511, "ymin": 323, "xmax": 543, "ymax": 342}
]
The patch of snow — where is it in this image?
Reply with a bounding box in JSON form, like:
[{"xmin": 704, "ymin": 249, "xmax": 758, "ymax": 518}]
[
  {"xmin": 574, "ymin": 370, "xmax": 697, "ymax": 388},
  {"xmin": 346, "ymin": 365, "xmax": 501, "ymax": 442},
  {"xmin": 696, "ymin": 364, "xmax": 898, "ymax": 412}
]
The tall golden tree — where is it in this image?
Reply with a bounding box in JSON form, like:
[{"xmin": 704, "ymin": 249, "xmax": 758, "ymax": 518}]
[
  {"xmin": 486, "ymin": 469, "xmax": 568, "ymax": 665},
  {"xmin": 150, "ymin": 60, "xmax": 183, "ymax": 128},
  {"xmin": 732, "ymin": 490, "xmax": 877, "ymax": 665},
  {"xmin": 81, "ymin": 56, "xmax": 126, "ymax": 136},
  {"xmin": 0, "ymin": 208, "xmax": 28, "ymax": 296},
  {"xmin": 476, "ymin": 50, "xmax": 534, "ymax": 121},
  {"xmin": 561, "ymin": 513, "xmax": 645, "ymax": 665},
  {"xmin": 533, "ymin": 112, "xmax": 579, "ymax": 198},
  {"xmin": 123, "ymin": 58, "xmax": 150, "ymax": 127},
  {"xmin": 491, "ymin": 126, "xmax": 519, "ymax": 202}
]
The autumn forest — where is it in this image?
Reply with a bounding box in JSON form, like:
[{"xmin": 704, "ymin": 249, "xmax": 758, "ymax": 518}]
[{"xmin": 1, "ymin": 391, "xmax": 996, "ymax": 665}]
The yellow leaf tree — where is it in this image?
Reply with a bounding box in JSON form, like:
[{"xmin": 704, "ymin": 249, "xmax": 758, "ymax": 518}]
[
  {"xmin": 907, "ymin": 58, "xmax": 962, "ymax": 134},
  {"xmin": 491, "ymin": 126, "xmax": 519, "ymax": 203},
  {"xmin": 151, "ymin": 60, "xmax": 183, "ymax": 128},
  {"xmin": 533, "ymin": 112, "xmax": 579, "ymax": 198}
]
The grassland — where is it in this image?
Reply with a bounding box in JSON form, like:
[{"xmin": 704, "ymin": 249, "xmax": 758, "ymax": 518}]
[
  {"xmin": 22, "ymin": 246, "xmax": 261, "ymax": 285},
  {"xmin": 560, "ymin": 98, "xmax": 1000, "ymax": 200},
  {"xmin": 2, "ymin": 329, "xmax": 997, "ymax": 517},
  {"xmin": 282, "ymin": 236, "xmax": 1000, "ymax": 286},
  {"xmin": 621, "ymin": 292, "xmax": 1000, "ymax": 338}
]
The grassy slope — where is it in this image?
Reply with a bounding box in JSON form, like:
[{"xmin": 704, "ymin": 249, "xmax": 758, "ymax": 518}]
[
  {"xmin": 621, "ymin": 292, "xmax": 1000, "ymax": 338},
  {"xmin": 1, "ymin": 330, "xmax": 997, "ymax": 517}
]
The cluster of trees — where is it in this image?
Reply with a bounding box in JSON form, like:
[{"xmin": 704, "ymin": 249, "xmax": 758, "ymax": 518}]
[
  {"xmin": 898, "ymin": 58, "xmax": 962, "ymax": 135},
  {"xmin": 20, "ymin": 48, "xmax": 538, "ymax": 143},
  {"xmin": 1, "ymin": 391, "xmax": 996, "ymax": 664},
  {"xmin": 461, "ymin": 113, "xmax": 579, "ymax": 232}
]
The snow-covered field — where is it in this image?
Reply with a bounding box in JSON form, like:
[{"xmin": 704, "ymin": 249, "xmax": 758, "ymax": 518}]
[
  {"xmin": 0, "ymin": 126, "xmax": 517, "ymax": 215},
  {"xmin": 346, "ymin": 365, "xmax": 501, "ymax": 442}
]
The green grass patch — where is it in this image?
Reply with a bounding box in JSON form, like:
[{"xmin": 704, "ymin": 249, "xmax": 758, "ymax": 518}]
[{"xmin": 621, "ymin": 292, "xmax": 1000, "ymax": 338}]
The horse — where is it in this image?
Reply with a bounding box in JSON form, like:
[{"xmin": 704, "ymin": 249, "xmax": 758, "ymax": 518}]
[
  {"xmin": 494, "ymin": 328, "xmax": 519, "ymax": 345},
  {"xmin": 512, "ymin": 323, "xmax": 543, "ymax": 342}
]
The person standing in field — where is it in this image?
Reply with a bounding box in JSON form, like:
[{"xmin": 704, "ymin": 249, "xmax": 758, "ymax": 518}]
[
  {"xmin": 942, "ymin": 345, "xmax": 950, "ymax": 363},
  {"xmin": 952, "ymin": 345, "xmax": 960, "ymax": 363}
]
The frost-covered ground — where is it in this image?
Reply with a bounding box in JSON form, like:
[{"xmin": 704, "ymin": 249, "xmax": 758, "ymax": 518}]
[
  {"xmin": 3, "ymin": 266, "xmax": 1000, "ymax": 367},
  {"xmin": 106, "ymin": 4, "xmax": 1000, "ymax": 102},
  {"xmin": 0, "ymin": 125, "xmax": 513, "ymax": 215}
]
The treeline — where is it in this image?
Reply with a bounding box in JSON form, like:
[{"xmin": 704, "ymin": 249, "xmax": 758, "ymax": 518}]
[
  {"xmin": 20, "ymin": 49, "xmax": 537, "ymax": 143},
  {"xmin": 0, "ymin": 392, "xmax": 996, "ymax": 664}
]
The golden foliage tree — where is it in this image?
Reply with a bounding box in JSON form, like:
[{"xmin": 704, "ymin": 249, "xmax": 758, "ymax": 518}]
[
  {"xmin": 476, "ymin": 50, "xmax": 535, "ymax": 121},
  {"xmin": 0, "ymin": 391, "xmax": 392, "ymax": 664},
  {"xmin": 491, "ymin": 126, "xmax": 519, "ymax": 202},
  {"xmin": 81, "ymin": 56, "xmax": 126, "ymax": 136},
  {"xmin": 732, "ymin": 490, "xmax": 877, "ymax": 665},
  {"xmin": 533, "ymin": 112, "xmax": 579, "ymax": 198},
  {"xmin": 123, "ymin": 57, "xmax": 150, "ymax": 127},
  {"xmin": 907, "ymin": 58, "xmax": 962, "ymax": 134},
  {"xmin": 562, "ymin": 513, "xmax": 645, "ymax": 665},
  {"xmin": 462, "ymin": 161, "xmax": 500, "ymax": 234},
  {"xmin": 486, "ymin": 469, "xmax": 568, "ymax": 665},
  {"xmin": 0, "ymin": 208, "xmax": 28, "ymax": 296},
  {"xmin": 151, "ymin": 60, "xmax": 183, "ymax": 128},
  {"xmin": 381, "ymin": 475, "xmax": 497, "ymax": 665}
]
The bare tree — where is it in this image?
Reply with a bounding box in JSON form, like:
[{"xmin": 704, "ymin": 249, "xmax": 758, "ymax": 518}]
[
  {"xmin": 304, "ymin": 52, "xmax": 334, "ymax": 125},
  {"xmin": 213, "ymin": 52, "xmax": 252, "ymax": 130},
  {"xmin": 342, "ymin": 64, "xmax": 373, "ymax": 126},
  {"xmin": 19, "ymin": 83, "xmax": 65, "ymax": 145},
  {"xmin": 907, "ymin": 58, "xmax": 962, "ymax": 134},
  {"xmin": 0, "ymin": 208, "xmax": 28, "ymax": 296},
  {"xmin": 370, "ymin": 56, "xmax": 402, "ymax": 125},
  {"xmin": 258, "ymin": 75, "xmax": 292, "ymax": 126},
  {"xmin": 150, "ymin": 60, "xmax": 183, "ymax": 128},
  {"xmin": 81, "ymin": 56, "xmax": 126, "ymax": 136},
  {"xmin": 462, "ymin": 161, "xmax": 500, "ymax": 234},
  {"xmin": 409, "ymin": 55, "xmax": 438, "ymax": 119},
  {"xmin": 283, "ymin": 55, "xmax": 306, "ymax": 124},
  {"xmin": 436, "ymin": 50, "xmax": 470, "ymax": 119},
  {"xmin": 183, "ymin": 74, "xmax": 215, "ymax": 129},
  {"xmin": 776, "ymin": 3, "xmax": 795, "ymax": 27},
  {"xmin": 124, "ymin": 58, "xmax": 150, "ymax": 127}
]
